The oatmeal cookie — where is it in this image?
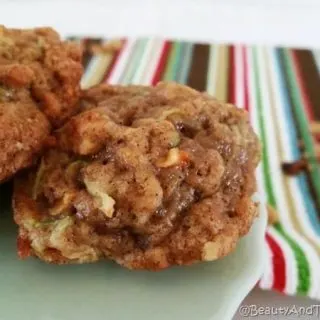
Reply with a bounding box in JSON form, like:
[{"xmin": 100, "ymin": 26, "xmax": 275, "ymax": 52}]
[
  {"xmin": 13, "ymin": 82, "xmax": 260, "ymax": 270},
  {"xmin": 0, "ymin": 26, "xmax": 83, "ymax": 182}
]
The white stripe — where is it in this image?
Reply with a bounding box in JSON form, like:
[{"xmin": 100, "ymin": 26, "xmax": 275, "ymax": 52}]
[
  {"xmin": 141, "ymin": 39, "xmax": 164, "ymax": 85},
  {"xmin": 258, "ymin": 47, "xmax": 320, "ymax": 297},
  {"xmin": 130, "ymin": 38, "xmax": 153, "ymax": 85},
  {"xmin": 206, "ymin": 44, "xmax": 217, "ymax": 95},
  {"xmin": 246, "ymin": 46, "xmax": 266, "ymax": 203},
  {"xmin": 235, "ymin": 44, "xmax": 244, "ymax": 108},
  {"xmin": 259, "ymin": 239, "xmax": 274, "ymax": 290},
  {"xmin": 80, "ymin": 56, "xmax": 98, "ymax": 88},
  {"xmin": 107, "ymin": 38, "xmax": 137, "ymax": 85},
  {"xmin": 312, "ymin": 50, "xmax": 320, "ymax": 73},
  {"xmin": 81, "ymin": 54, "xmax": 112, "ymax": 89}
]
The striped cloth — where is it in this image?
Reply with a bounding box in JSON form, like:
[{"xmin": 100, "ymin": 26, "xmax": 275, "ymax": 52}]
[{"xmin": 75, "ymin": 37, "xmax": 320, "ymax": 300}]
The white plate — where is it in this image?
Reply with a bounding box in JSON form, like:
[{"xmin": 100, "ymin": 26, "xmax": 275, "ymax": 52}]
[{"xmin": 0, "ymin": 185, "xmax": 267, "ymax": 320}]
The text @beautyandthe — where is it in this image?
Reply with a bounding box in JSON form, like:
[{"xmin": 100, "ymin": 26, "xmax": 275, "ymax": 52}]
[{"xmin": 239, "ymin": 304, "xmax": 320, "ymax": 317}]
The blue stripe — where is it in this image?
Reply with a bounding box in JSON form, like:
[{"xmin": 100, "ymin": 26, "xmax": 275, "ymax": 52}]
[
  {"xmin": 273, "ymin": 48, "xmax": 320, "ymax": 236},
  {"xmin": 179, "ymin": 43, "xmax": 194, "ymax": 84},
  {"xmin": 175, "ymin": 42, "xmax": 186, "ymax": 83}
]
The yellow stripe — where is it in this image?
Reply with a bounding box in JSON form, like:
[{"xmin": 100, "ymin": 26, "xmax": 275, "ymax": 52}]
[
  {"xmin": 206, "ymin": 44, "xmax": 216, "ymax": 95},
  {"xmin": 82, "ymin": 54, "xmax": 113, "ymax": 89},
  {"xmin": 215, "ymin": 44, "xmax": 229, "ymax": 101}
]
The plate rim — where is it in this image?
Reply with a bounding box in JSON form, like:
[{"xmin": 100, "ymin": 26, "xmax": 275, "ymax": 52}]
[{"xmin": 219, "ymin": 199, "xmax": 268, "ymax": 320}]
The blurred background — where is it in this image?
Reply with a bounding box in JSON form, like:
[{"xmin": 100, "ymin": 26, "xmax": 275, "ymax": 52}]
[{"xmin": 1, "ymin": 0, "xmax": 320, "ymax": 47}]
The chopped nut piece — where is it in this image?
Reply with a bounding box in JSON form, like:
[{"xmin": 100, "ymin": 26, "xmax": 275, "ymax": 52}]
[
  {"xmin": 202, "ymin": 236, "xmax": 234, "ymax": 261},
  {"xmin": 65, "ymin": 160, "xmax": 86, "ymax": 181},
  {"xmin": 202, "ymin": 241, "xmax": 220, "ymax": 261},
  {"xmin": 267, "ymin": 204, "xmax": 279, "ymax": 225},
  {"xmin": 84, "ymin": 179, "xmax": 115, "ymax": 218},
  {"xmin": 49, "ymin": 217, "xmax": 73, "ymax": 247},
  {"xmin": 49, "ymin": 193, "xmax": 75, "ymax": 216},
  {"xmin": 156, "ymin": 148, "xmax": 189, "ymax": 168},
  {"xmin": 32, "ymin": 158, "xmax": 45, "ymax": 200},
  {"xmin": 158, "ymin": 108, "xmax": 183, "ymax": 120}
]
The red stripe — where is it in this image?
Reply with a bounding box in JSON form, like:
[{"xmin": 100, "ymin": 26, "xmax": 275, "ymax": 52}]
[
  {"xmin": 104, "ymin": 39, "xmax": 126, "ymax": 84},
  {"xmin": 243, "ymin": 45, "xmax": 250, "ymax": 112},
  {"xmin": 228, "ymin": 45, "xmax": 235, "ymax": 104},
  {"xmin": 151, "ymin": 41, "xmax": 171, "ymax": 85},
  {"xmin": 266, "ymin": 233, "xmax": 286, "ymax": 292},
  {"xmin": 290, "ymin": 50, "xmax": 314, "ymax": 121}
]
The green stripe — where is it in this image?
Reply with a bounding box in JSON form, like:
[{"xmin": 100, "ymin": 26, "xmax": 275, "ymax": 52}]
[
  {"xmin": 175, "ymin": 42, "xmax": 191, "ymax": 83},
  {"xmin": 178, "ymin": 43, "xmax": 194, "ymax": 84},
  {"xmin": 175, "ymin": 42, "xmax": 185, "ymax": 83},
  {"xmin": 134, "ymin": 38, "xmax": 153, "ymax": 84},
  {"xmin": 253, "ymin": 47, "xmax": 310, "ymax": 295},
  {"xmin": 127, "ymin": 39, "xmax": 149, "ymax": 84},
  {"xmin": 163, "ymin": 41, "xmax": 180, "ymax": 81},
  {"xmin": 282, "ymin": 49, "xmax": 320, "ymax": 201},
  {"xmin": 252, "ymin": 47, "xmax": 277, "ymax": 207},
  {"xmin": 172, "ymin": 41, "xmax": 184, "ymax": 81},
  {"xmin": 121, "ymin": 39, "xmax": 147, "ymax": 84}
]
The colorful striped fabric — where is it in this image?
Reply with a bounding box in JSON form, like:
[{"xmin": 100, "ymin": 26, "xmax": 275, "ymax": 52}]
[{"xmin": 75, "ymin": 37, "xmax": 320, "ymax": 300}]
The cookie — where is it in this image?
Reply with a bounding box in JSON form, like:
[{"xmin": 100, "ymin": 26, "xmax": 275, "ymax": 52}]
[
  {"xmin": 0, "ymin": 91, "xmax": 50, "ymax": 183},
  {"xmin": 13, "ymin": 82, "xmax": 260, "ymax": 270},
  {"xmin": 0, "ymin": 26, "xmax": 83, "ymax": 182}
]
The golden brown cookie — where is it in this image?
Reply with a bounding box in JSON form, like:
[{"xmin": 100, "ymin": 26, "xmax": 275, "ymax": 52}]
[
  {"xmin": 13, "ymin": 82, "xmax": 261, "ymax": 270},
  {"xmin": 0, "ymin": 26, "xmax": 83, "ymax": 182},
  {"xmin": 0, "ymin": 90, "xmax": 50, "ymax": 183}
]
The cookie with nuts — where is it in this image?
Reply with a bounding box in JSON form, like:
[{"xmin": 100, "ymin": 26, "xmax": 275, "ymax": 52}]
[
  {"xmin": 0, "ymin": 26, "xmax": 83, "ymax": 182},
  {"xmin": 13, "ymin": 82, "xmax": 260, "ymax": 270}
]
